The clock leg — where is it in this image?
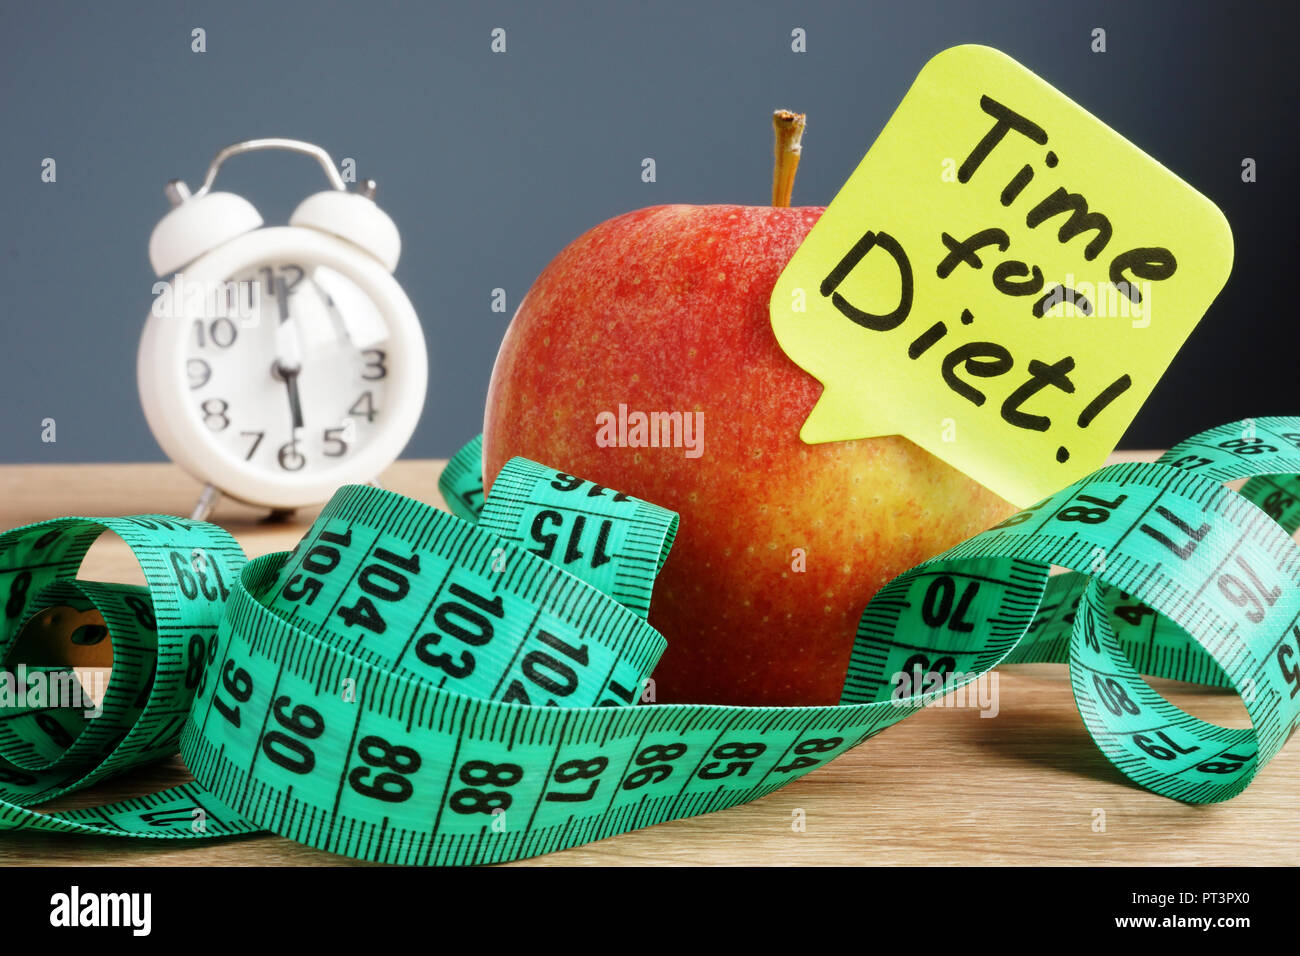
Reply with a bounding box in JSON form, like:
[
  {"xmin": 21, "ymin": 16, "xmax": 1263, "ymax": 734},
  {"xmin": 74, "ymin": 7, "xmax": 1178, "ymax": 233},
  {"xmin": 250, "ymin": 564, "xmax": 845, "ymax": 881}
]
[
  {"xmin": 190, "ymin": 484, "xmax": 221, "ymax": 522},
  {"xmin": 264, "ymin": 508, "xmax": 296, "ymax": 523}
]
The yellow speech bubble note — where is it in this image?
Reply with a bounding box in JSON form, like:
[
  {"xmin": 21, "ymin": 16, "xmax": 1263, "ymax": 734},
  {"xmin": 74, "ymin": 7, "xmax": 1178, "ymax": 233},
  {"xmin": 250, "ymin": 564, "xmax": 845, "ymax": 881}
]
[{"xmin": 770, "ymin": 44, "xmax": 1233, "ymax": 507}]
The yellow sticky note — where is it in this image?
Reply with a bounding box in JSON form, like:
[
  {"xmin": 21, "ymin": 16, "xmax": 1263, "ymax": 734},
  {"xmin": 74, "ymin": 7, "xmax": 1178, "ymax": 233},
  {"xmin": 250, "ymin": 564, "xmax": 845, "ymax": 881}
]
[{"xmin": 770, "ymin": 44, "xmax": 1233, "ymax": 507}]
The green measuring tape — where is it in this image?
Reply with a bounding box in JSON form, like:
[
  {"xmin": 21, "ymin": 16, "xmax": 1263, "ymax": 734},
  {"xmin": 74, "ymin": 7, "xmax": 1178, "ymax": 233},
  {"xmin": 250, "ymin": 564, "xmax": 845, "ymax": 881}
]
[{"xmin": 1, "ymin": 417, "xmax": 1298, "ymax": 863}]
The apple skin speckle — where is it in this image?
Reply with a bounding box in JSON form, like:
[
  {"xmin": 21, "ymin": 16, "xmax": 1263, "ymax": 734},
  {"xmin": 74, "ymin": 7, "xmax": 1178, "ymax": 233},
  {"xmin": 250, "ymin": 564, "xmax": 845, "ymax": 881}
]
[{"xmin": 483, "ymin": 204, "xmax": 1014, "ymax": 706}]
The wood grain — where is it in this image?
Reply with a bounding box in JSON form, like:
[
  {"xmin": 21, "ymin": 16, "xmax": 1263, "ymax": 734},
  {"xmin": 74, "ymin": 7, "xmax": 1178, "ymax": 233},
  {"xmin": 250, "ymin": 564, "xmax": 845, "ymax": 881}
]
[{"xmin": 0, "ymin": 454, "xmax": 1292, "ymax": 867}]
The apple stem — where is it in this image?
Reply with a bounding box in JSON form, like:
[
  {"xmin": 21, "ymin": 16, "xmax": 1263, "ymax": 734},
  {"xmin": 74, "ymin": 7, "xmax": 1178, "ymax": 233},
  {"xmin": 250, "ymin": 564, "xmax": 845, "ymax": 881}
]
[{"xmin": 771, "ymin": 109, "xmax": 806, "ymax": 207}]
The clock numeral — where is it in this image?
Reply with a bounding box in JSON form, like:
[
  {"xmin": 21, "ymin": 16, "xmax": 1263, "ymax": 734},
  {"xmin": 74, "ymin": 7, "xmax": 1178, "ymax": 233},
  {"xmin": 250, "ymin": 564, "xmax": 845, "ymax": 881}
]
[
  {"xmin": 201, "ymin": 398, "xmax": 230, "ymax": 431},
  {"xmin": 349, "ymin": 391, "xmax": 378, "ymax": 422},
  {"xmin": 323, "ymin": 427, "xmax": 349, "ymax": 458},
  {"xmin": 230, "ymin": 280, "xmax": 257, "ymax": 315},
  {"xmin": 187, "ymin": 358, "xmax": 212, "ymax": 390},
  {"xmin": 193, "ymin": 318, "xmax": 238, "ymax": 349},
  {"xmin": 260, "ymin": 264, "xmax": 305, "ymax": 297},
  {"xmin": 361, "ymin": 349, "xmax": 387, "ymax": 380},
  {"xmin": 240, "ymin": 430, "xmax": 265, "ymax": 461},
  {"xmin": 278, "ymin": 440, "xmax": 307, "ymax": 472}
]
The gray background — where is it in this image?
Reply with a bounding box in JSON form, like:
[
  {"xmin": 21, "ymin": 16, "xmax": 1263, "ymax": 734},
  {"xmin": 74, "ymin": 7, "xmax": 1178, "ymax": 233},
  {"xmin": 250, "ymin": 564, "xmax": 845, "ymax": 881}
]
[{"xmin": 0, "ymin": 0, "xmax": 1294, "ymax": 463}]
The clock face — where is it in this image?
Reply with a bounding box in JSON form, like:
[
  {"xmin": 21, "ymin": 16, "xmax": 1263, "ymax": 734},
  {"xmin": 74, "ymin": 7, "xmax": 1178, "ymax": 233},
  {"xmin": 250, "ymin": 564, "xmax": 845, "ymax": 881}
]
[{"xmin": 184, "ymin": 259, "xmax": 392, "ymax": 478}]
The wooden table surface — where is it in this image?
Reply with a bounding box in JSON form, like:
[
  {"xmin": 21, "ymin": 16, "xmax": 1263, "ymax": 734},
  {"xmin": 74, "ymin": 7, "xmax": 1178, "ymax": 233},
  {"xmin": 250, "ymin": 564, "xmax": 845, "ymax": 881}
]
[{"xmin": 0, "ymin": 454, "xmax": 1293, "ymax": 867}]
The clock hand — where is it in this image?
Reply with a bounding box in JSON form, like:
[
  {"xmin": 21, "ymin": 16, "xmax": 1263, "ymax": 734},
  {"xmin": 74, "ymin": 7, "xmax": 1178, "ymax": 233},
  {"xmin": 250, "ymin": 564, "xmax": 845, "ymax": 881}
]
[
  {"xmin": 310, "ymin": 265, "xmax": 388, "ymax": 350},
  {"xmin": 272, "ymin": 276, "xmax": 305, "ymax": 431},
  {"xmin": 277, "ymin": 365, "xmax": 304, "ymax": 431}
]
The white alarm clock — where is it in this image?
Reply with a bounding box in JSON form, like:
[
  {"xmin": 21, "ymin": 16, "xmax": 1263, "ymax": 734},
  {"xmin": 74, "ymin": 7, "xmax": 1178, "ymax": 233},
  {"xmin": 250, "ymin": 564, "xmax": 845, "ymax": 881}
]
[{"xmin": 138, "ymin": 138, "xmax": 427, "ymax": 521}]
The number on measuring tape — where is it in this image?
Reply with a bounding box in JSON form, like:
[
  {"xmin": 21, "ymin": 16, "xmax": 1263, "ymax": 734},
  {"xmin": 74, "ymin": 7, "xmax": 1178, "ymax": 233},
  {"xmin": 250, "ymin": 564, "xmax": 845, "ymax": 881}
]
[
  {"xmin": 349, "ymin": 736, "xmax": 422, "ymax": 804},
  {"xmin": 0, "ymin": 417, "xmax": 1296, "ymax": 865},
  {"xmin": 260, "ymin": 696, "xmax": 325, "ymax": 775},
  {"xmin": 1137, "ymin": 506, "xmax": 1211, "ymax": 560}
]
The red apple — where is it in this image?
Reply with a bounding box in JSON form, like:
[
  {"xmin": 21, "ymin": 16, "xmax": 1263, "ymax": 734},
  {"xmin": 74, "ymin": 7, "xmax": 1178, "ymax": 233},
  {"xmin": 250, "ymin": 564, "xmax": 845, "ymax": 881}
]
[{"xmin": 482, "ymin": 116, "xmax": 1014, "ymax": 706}]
